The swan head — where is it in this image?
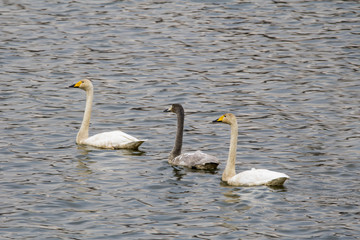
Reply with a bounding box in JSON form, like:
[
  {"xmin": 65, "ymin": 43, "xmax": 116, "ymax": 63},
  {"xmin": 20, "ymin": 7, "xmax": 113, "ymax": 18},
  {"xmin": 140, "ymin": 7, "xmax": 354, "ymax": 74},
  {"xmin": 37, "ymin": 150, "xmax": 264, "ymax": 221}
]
[
  {"xmin": 164, "ymin": 104, "xmax": 184, "ymax": 114},
  {"xmin": 213, "ymin": 113, "xmax": 237, "ymax": 125},
  {"xmin": 69, "ymin": 79, "xmax": 93, "ymax": 91}
]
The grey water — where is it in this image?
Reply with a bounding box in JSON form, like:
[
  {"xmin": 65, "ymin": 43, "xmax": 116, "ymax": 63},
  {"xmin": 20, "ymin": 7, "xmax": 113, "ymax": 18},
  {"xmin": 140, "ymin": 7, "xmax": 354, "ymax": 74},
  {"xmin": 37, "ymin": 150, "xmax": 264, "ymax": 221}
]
[{"xmin": 1, "ymin": 0, "xmax": 359, "ymax": 239}]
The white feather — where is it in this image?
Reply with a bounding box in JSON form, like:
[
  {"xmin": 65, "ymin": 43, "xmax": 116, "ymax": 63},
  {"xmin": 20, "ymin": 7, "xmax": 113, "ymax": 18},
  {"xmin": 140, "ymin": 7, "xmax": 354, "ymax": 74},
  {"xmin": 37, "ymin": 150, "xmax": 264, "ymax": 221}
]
[
  {"xmin": 227, "ymin": 168, "xmax": 289, "ymax": 187},
  {"xmin": 83, "ymin": 131, "xmax": 145, "ymax": 149}
]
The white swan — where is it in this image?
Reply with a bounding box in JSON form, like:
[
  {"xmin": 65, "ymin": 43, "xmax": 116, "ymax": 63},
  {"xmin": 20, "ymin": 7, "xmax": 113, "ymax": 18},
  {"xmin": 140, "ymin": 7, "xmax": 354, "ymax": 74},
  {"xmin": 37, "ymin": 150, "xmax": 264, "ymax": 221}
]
[
  {"xmin": 164, "ymin": 104, "xmax": 220, "ymax": 170},
  {"xmin": 213, "ymin": 113, "xmax": 289, "ymax": 186},
  {"xmin": 69, "ymin": 79, "xmax": 145, "ymax": 150}
]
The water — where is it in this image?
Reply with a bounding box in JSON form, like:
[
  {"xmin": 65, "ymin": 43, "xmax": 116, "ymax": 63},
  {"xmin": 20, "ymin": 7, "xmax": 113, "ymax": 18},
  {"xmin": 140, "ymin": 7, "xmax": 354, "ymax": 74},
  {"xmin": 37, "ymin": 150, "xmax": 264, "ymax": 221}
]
[{"xmin": 1, "ymin": 0, "xmax": 359, "ymax": 239}]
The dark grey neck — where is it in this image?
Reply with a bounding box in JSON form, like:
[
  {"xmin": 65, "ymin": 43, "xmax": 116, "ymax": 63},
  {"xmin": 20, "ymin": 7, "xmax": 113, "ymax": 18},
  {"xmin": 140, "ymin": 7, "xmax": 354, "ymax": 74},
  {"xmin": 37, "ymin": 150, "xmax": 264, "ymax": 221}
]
[{"xmin": 170, "ymin": 106, "xmax": 184, "ymax": 160}]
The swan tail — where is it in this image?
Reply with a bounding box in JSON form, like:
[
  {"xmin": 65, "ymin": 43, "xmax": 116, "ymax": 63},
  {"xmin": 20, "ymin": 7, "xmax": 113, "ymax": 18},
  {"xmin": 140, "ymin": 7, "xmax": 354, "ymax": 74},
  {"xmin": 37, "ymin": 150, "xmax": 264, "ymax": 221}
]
[
  {"xmin": 116, "ymin": 140, "xmax": 146, "ymax": 150},
  {"xmin": 265, "ymin": 177, "xmax": 289, "ymax": 187},
  {"xmin": 193, "ymin": 162, "xmax": 220, "ymax": 170}
]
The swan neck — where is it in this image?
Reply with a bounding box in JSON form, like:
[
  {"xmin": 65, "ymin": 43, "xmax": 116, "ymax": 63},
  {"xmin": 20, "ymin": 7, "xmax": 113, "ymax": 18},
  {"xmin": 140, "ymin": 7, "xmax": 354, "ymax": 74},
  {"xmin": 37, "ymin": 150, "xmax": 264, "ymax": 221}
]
[
  {"xmin": 222, "ymin": 121, "xmax": 238, "ymax": 182},
  {"xmin": 77, "ymin": 87, "xmax": 93, "ymax": 144},
  {"xmin": 170, "ymin": 108, "xmax": 184, "ymax": 160}
]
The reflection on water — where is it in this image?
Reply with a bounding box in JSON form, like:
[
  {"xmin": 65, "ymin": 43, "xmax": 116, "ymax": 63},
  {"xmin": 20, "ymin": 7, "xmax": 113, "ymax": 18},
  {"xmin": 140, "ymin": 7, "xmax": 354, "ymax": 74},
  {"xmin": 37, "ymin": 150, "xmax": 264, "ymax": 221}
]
[
  {"xmin": 76, "ymin": 144, "xmax": 146, "ymax": 156},
  {"xmin": 76, "ymin": 159, "xmax": 94, "ymax": 177},
  {"xmin": 1, "ymin": 0, "xmax": 360, "ymax": 239}
]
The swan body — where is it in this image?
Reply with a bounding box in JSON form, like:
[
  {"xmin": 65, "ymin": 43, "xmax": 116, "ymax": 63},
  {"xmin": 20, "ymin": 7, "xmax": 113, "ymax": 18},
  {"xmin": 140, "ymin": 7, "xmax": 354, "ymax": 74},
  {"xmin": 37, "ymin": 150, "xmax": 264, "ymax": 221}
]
[
  {"xmin": 69, "ymin": 79, "xmax": 145, "ymax": 150},
  {"xmin": 171, "ymin": 150, "xmax": 220, "ymax": 170},
  {"xmin": 82, "ymin": 131, "xmax": 144, "ymax": 150},
  {"xmin": 164, "ymin": 104, "xmax": 220, "ymax": 170},
  {"xmin": 227, "ymin": 168, "xmax": 289, "ymax": 187},
  {"xmin": 214, "ymin": 113, "xmax": 289, "ymax": 187}
]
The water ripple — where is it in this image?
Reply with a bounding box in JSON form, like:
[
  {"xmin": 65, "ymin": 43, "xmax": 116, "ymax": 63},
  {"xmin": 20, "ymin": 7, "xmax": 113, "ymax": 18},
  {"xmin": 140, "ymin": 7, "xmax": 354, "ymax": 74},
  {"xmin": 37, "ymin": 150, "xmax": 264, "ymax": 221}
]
[{"xmin": 1, "ymin": 0, "xmax": 360, "ymax": 239}]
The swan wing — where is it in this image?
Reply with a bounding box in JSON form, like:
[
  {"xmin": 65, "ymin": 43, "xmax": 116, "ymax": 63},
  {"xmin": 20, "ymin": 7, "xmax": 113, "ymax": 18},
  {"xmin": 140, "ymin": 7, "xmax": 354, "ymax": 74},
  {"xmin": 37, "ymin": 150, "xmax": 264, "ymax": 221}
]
[
  {"xmin": 83, "ymin": 130, "xmax": 145, "ymax": 150},
  {"xmin": 228, "ymin": 168, "xmax": 289, "ymax": 187},
  {"xmin": 171, "ymin": 150, "xmax": 220, "ymax": 170}
]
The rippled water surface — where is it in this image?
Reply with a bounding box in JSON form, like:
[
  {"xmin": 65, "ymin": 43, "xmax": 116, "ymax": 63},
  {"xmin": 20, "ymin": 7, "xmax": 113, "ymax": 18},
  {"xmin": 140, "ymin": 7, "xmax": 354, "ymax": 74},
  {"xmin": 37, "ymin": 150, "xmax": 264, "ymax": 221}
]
[{"xmin": 1, "ymin": 0, "xmax": 360, "ymax": 239}]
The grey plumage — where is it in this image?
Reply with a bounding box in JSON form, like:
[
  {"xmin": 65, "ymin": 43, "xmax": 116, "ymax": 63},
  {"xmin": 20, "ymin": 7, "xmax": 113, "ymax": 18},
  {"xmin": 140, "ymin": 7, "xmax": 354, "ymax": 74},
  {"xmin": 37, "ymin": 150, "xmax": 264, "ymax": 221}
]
[{"xmin": 164, "ymin": 104, "xmax": 220, "ymax": 170}]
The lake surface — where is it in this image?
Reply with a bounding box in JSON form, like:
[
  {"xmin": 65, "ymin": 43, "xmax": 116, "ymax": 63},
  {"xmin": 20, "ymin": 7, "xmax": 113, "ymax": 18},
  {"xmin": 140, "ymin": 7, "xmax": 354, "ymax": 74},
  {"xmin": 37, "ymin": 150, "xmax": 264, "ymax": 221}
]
[{"xmin": 1, "ymin": 0, "xmax": 359, "ymax": 239}]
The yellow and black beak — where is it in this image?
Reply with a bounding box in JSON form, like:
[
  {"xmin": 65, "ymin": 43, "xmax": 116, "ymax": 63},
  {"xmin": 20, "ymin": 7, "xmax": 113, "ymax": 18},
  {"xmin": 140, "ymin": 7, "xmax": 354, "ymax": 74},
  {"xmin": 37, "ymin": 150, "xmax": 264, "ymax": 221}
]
[
  {"xmin": 212, "ymin": 115, "xmax": 225, "ymax": 123},
  {"xmin": 69, "ymin": 80, "xmax": 82, "ymax": 88},
  {"xmin": 163, "ymin": 106, "xmax": 172, "ymax": 113}
]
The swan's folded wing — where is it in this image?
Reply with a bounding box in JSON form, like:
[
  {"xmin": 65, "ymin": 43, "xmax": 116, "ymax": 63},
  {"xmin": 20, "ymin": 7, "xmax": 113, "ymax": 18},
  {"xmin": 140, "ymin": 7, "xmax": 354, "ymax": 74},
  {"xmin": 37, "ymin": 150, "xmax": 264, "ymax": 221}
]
[
  {"xmin": 84, "ymin": 130, "xmax": 145, "ymax": 149},
  {"xmin": 228, "ymin": 168, "xmax": 289, "ymax": 186},
  {"xmin": 172, "ymin": 150, "xmax": 220, "ymax": 170}
]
